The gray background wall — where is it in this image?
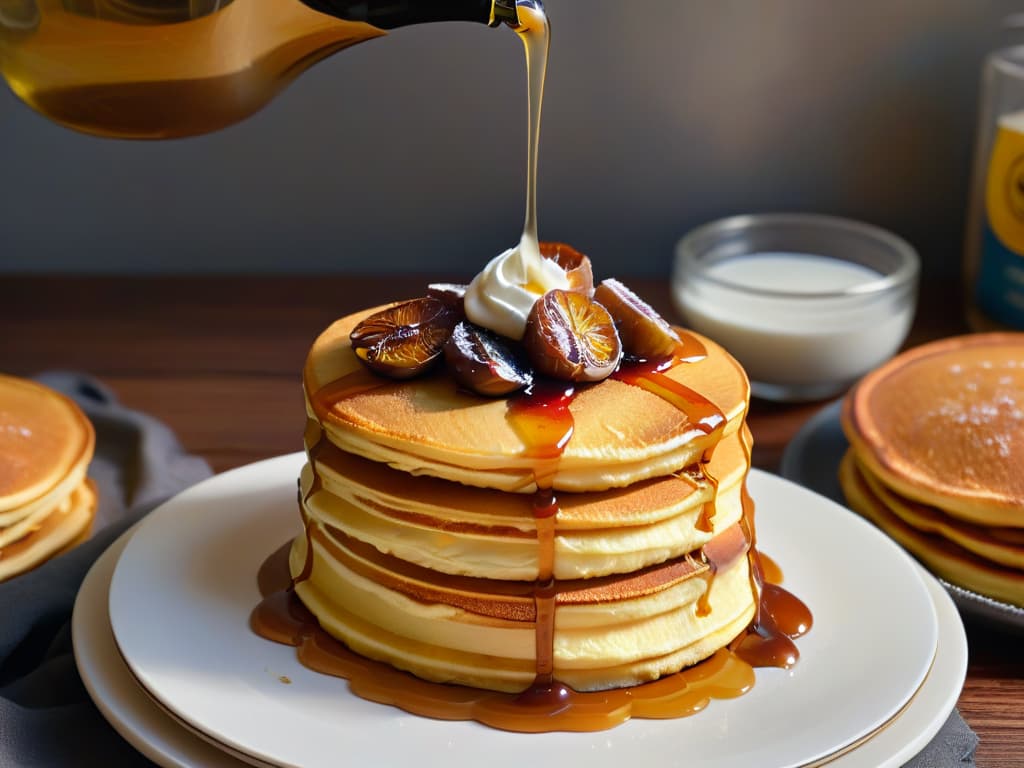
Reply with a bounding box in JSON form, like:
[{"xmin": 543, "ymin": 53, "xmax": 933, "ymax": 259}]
[{"xmin": 0, "ymin": 1, "xmax": 1019, "ymax": 277}]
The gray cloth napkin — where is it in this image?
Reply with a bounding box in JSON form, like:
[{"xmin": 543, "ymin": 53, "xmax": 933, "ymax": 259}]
[
  {"xmin": 0, "ymin": 373, "xmax": 211, "ymax": 767},
  {"xmin": 0, "ymin": 375, "xmax": 979, "ymax": 767}
]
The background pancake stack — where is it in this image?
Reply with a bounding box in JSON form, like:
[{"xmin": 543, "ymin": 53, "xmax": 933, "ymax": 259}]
[
  {"xmin": 293, "ymin": 305, "xmax": 761, "ymax": 693},
  {"xmin": 0, "ymin": 375, "xmax": 97, "ymax": 581},
  {"xmin": 840, "ymin": 333, "xmax": 1024, "ymax": 607}
]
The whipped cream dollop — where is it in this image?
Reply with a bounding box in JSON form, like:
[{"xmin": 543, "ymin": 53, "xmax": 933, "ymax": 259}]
[{"xmin": 464, "ymin": 234, "xmax": 569, "ymax": 340}]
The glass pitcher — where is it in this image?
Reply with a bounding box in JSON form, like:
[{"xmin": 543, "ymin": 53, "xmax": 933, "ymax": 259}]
[{"xmin": 0, "ymin": 0, "xmax": 522, "ymax": 139}]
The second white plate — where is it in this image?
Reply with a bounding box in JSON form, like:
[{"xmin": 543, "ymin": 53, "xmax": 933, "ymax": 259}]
[
  {"xmin": 106, "ymin": 454, "xmax": 939, "ymax": 768},
  {"xmin": 74, "ymin": 525, "xmax": 967, "ymax": 768}
]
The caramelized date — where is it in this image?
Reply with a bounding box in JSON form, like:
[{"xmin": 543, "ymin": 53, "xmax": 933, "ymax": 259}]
[
  {"xmin": 540, "ymin": 242, "xmax": 594, "ymax": 296},
  {"xmin": 426, "ymin": 283, "xmax": 468, "ymax": 311},
  {"xmin": 349, "ymin": 298, "xmax": 458, "ymax": 379},
  {"xmin": 444, "ymin": 321, "xmax": 533, "ymax": 396},
  {"xmin": 594, "ymin": 278, "xmax": 680, "ymax": 359},
  {"xmin": 523, "ymin": 290, "xmax": 622, "ymax": 382}
]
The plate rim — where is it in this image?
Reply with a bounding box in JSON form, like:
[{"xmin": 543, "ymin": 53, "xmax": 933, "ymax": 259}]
[
  {"xmin": 103, "ymin": 453, "xmax": 941, "ymax": 768},
  {"xmin": 72, "ymin": 525, "xmax": 249, "ymax": 768},
  {"xmin": 75, "ymin": 529, "xmax": 966, "ymax": 768}
]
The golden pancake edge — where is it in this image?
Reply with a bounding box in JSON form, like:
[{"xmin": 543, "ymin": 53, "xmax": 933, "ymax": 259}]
[
  {"xmin": 285, "ymin": 303, "xmax": 774, "ymax": 693},
  {"xmin": 0, "ymin": 374, "xmax": 94, "ymax": 512},
  {"xmin": 842, "ymin": 332, "xmax": 1024, "ymax": 527},
  {"xmin": 304, "ymin": 305, "xmax": 750, "ymax": 493},
  {"xmin": 839, "ymin": 452, "xmax": 1024, "ymax": 607},
  {"xmin": 0, "ymin": 375, "xmax": 98, "ymax": 581}
]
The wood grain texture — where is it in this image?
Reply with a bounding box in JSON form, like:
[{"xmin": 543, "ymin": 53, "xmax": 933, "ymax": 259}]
[{"xmin": 1, "ymin": 275, "xmax": 1014, "ymax": 766}]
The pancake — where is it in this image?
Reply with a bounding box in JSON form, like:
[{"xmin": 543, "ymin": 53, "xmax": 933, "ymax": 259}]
[
  {"xmin": 290, "ymin": 520, "xmax": 755, "ymax": 692},
  {"xmin": 0, "ymin": 479, "xmax": 97, "ymax": 582},
  {"xmin": 274, "ymin": 296, "xmax": 807, "ymax": 700},
  {"xmin": 842, "ymin": 333, "xmax": 1024, "ymax": 527},
  {"xmin": 303, "ymin": 306, "xmax": 749, "ymax": 492},
  {"xmin": 0, "ymin": 374, "xmax": 95, "ymax": 513},
  {"xmin": 0, "ymin": 458, "xmax": 89, "ymax": 528},
  {"xmin": 302, "ymin": 426, "xmax": 752, "ymax": 580},
  {"xmin": 856, "ymin": 457, "xmax": 1024, "ymax": 570},
  {"xmin": 839, "ymin": 451, "xmax": 1024, "ymax": 606}
]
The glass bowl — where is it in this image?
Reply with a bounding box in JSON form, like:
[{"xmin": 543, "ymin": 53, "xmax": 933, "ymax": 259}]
[{"xmin": 673, "ymin": 213, "xmax": 920, "ymax": 402}]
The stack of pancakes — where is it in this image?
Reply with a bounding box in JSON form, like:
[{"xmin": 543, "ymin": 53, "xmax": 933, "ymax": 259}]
[
  {"xmin": 0, "ymin": 375, "xmax": 96, "ymax": 581},
  {"xmin": 292, "ymin": 306, "xmax": 759, "ymax": 693},
  {"xmin": 840, "ymin": 333, "xmax": 1024, "ymax": 607}
]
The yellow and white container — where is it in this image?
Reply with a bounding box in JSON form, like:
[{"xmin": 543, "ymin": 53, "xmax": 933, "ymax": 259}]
[{"xmin": 966, "ymin": 47, "xmax": 1024, "ymax": 330}]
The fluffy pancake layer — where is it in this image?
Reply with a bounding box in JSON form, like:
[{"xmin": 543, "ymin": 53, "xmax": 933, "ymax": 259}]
[
  {"xmin": 290, "ymin": 519, "xmax": 755, "ymax": 692},
  {"xmin": 302, "ymin": 425, "xmax": 752, "ymax": 581},
  {"xmin": 0, "ymin": 479, "xmax": 96, "ymax": 582},
  {"xmin": 303, "ymin": 306, "xmax": 749, "ymax": 492},
  {"xmin": 840, "ymin": 453, "xmax": 1024, "ymax": 607},
  {"xmin": 843, "ymin": 333, "xmax": 1024, "ymax": 527},
  {"xmin": 294, "ymin": 306, "xmax": 760, "ymax": 692},
  {"xmin": 0, "ymin": 375, "xmax": 97, "ymax": 581},
  {"xmin": 841, "ymin": 333, "xmax": 1024, "ymax": 606},
  {"xmin": 0, "ymin": 374, "xmax": 94, "ymax": 513}
]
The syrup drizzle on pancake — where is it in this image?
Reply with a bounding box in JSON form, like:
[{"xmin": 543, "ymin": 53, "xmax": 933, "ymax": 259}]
[
  {"xmin": 759, "ymin": 551, "xmax": 784, "ymax": 584},
  {"xmin": 506, "ymin": 385, "xmax": 573, "ymax": 702},
  {"xmin": 610, "ymin": 341, "xmax": 812, "ymax": 669},
  {"xmin": 254, "ymin": 0, "xmax": 809, "ymax": 727},
  {"xmin": 503, "ymin": 331, "xmax": 737, "ymax": 704},
  {"xmin": 731, "ymin": 480, "xmax": 812, "ymax": 670},
  {"xmin": 612, "ymin": 338, "xmax": 724, "ymax": 438},
  {"xmin": 308, "ymin": 367, "xmax": 384, "ymax": 407},
  {"xmin": 613, "ymin": 338, "xmax": 727, "ymax": 616},
  {"xmin": 250, "ymin": 543, "xmax": 758, "ymax": 732},
  {"xmin": 528, "ymin": 490, "xmax": 559, "ymax": 695},
  {"xmin": 293, "ymin": 423, "xmax": 331, "ymax": 586},
  {"xmin": 273, "ymin": 327, "xmax": 813, "ymax": 726},
  {"xmin": 695, "ymin": 454, "xmax": 719, "ymax": 534},
  {"xmin": 612, "ymin": 338, "xmax": 723, "ymax": 533},
  {"xmin": 506, "ymin": 382, "xmax": 575, "ymax": 461}
]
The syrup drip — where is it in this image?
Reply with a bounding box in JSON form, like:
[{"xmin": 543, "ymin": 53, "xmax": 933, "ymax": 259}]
[
  {"xmin": 529, "ymin": 489, "xmax": 559, "ymax": 690},
  {"xmin": 697, "ymin": 523, "xmax": 747, "ymax": 618},
  {"xmin": 524, "ymin": 476, "xmax": 566, "ymax": 700},
  {"xmin": 250, "ymin": 545, "xmax": 757, "ymax": 733},
  {"xmin": 614, "ymin": 335, "xmax": 727, "ymax": 612},
  {"xmin": 695, "ymin": 556, "xmax": 716, "ymax": 618},
  {"xmin": 505, "ymin": 382, "xmax": 572, "ymax": 699},
  {"xmin": 611, "ymin": 334, "xmax": 725, "ymax": 438},
  {"xmin": 673, "ymin": 333, "xmax": 709, "ymax": 364},
  {"xmin": 612, "ymin": 364, "xmax": 725, "ymax": 436},
  {"xmin": 513, "ymin": 2, "xmax": 547, "ymax": 245},
  {"xmin": 294, "ymin": 486, "xmax": 315, "ymax": 586},
  {"xmin": 532, "ymin": 489, "xmax": 558, "ymax": 579},
  {"xmin": 530, "ymin": 578, "xmax": 558, "ymax": 687},
  {"xmin": 732, "ymin": 482, "xmax": 813, "ymax": 670},
  {"xmin": 294, "ymin": 424, "xmax": 331, "ymax": 586},
  {"xmin": 505, "ymin": 5, "xmax": 568, "ymax": 699},
  {"xmin": 506, "ymin": 381, "xmax": 575, "ymax": 461},
  {"xmin": 308, "ymin": 367, "xmax": 388, "ymax": 422},
  {"xmin": 759, "ymin": 551, "xmax": 784, "ymax": 584},
  {"xmin": 695, "ymin": 448, "xmax": 719, "ymax": 534}
]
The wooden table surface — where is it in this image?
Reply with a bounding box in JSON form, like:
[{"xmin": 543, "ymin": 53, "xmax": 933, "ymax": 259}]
[{"xmin": 2, "ymin": 274, "xmax": 1021, "ymax": 766}]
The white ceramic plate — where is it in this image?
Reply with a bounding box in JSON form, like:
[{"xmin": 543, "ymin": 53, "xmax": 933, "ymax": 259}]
[
  {"xmin": 780, "ymin": 398, "xmax": 1024, "ymax": 631},
  {"xmin": 73, "ymin": 525, "xmax": 248, "ymax": 768},
  {"xmin": 74, "ymin": 522, "xmax": 967, "ymax": 768},
  {"xmin": 104, "ymin": 455, "xmax": 940, "ymax": 768}
]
